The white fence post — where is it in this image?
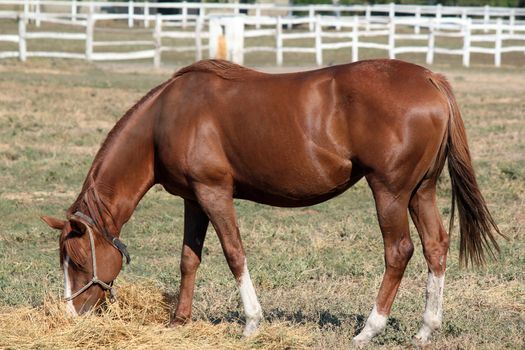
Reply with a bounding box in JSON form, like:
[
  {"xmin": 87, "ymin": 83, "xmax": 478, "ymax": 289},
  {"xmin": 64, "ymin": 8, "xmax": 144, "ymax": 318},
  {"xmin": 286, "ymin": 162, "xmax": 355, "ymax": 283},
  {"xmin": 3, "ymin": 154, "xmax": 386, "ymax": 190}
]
[
  {"xmin": 309, "ymin": 5, "xmax": 314, "ymax": 32},
  {"xmin": 436, "ymin": 4, "xmax": 442, "ymax": 22},
  {"xmin": 35, "ymin": 0, "xmax": 41, "ymax": 27},
  {"xmin": 495, "ymin": 18, "xmax": 502, "ymax": 67},
  {"xmin": 388, "ymin": 19, "xmax": 395, "ymax": 59},
  {"xmin": 389, "ymin": 2, "xmax": 395, "ymax": 22},
  {"xmin": 461, "ymin": 9, "xmax": 467, "ymax": 24},
  {"xmin": 415, "ymin": 6, "xmax": 421, "ymax": 34},
  {"xmin": 71, "ymin": 0, "xmax": 77, "ymax": 23},
  {"xmin": 154, "ymin": 14, "xmax": 161, "ymax": 68},
  {"xmin": 225, "ymin": 16, "xmax": 245, "ymax": 64},
  {"xmin": 463, "ymin": 18, "xmax": 471, "ymax": 67},
  {"xmin": 128, "ymin": 0, "xmax": 134, "ymax": 28},
  {"xmin": 23, "ymin": 0, "xmax": 28, "ymax": 24},
  {"xmin": 276, "ymin": 16, "xmax": 283, "ymax": 66},
  {"xmin": 182, "ymin": 2, "xmax": 188, "ymax": 29},
  {"xmin": 509, "ymin": 9, "xmax": 515, "ymax": 35},
  {"xmin": 144, "ymin": 1, "xmax": 150, "ymax": 28},
  {"xmin": 85, "ymin": 10, "xmax": 94, "ymax": 61},
  {"xmin": 335, "ymin": 7, "xmax": 341, "ymax": 31},
  {"xmin": 352, "ymin": 15, "xmax": 358, "ymax": 62},
  {"xmin": 208, "ymin": 17, "xmax": 223, "ymax": 59},
  {"xmin": 315, "ymin": 15, "xmax": 322, "ymax": 66},
  {"xmin": 426, "ymin": 20, "xmax": 435, "ymax": 65},
  {"xmin": 255, "ymin": 7, "xmax": 261, "ymax": 29},
  {"xmin": 195, "ymin": 16, "xmax": 203, "ymax": 61},
  {"xmin": 483, "ymin": 5, "xmax": 490, "ymax": 33},
  {"xmin": 18, "ymin": 15, "xmax": 27, "ymax": 62},
  {"xmin": 365, "ymin": 4, "xmax": 371, "ymax": 32}
]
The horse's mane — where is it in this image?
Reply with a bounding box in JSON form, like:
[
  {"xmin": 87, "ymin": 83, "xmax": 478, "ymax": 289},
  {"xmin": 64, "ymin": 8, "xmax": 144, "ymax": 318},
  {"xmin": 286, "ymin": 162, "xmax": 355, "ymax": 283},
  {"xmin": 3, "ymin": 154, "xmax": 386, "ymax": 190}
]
[
  {"xmin": 67, "ymin": 77, "xmax": 176, "ymax": 215},
  {"xmin": 173, "ymin": 59, "xmax": 264, "ymax": 81}
]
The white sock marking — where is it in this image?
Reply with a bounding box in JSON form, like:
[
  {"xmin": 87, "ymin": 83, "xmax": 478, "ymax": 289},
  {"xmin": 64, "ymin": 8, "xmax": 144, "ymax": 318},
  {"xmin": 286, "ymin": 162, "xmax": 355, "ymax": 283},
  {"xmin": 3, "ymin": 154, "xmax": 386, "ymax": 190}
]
[
  {"xmin": 63, "ymin": 256, "xmax": 78, "ymax": 316},
  {"xmin": 238, "ymin": 259, "xmax": 262, "ymax": 336},
  {"xmin": 415, "ymin": 271, "xmax": 445, "ymax": 342},
  {"xmin": 353, "ymin": 304, "xmax": 388, "ymax": 346}
]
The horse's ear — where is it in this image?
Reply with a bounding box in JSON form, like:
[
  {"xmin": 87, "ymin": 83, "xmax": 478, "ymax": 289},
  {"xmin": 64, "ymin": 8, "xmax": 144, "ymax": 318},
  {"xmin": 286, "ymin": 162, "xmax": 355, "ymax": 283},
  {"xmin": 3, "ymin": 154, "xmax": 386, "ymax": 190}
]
[{"xmin": 41, "ymin": 216, "xmax": 66, "ymax": 230}]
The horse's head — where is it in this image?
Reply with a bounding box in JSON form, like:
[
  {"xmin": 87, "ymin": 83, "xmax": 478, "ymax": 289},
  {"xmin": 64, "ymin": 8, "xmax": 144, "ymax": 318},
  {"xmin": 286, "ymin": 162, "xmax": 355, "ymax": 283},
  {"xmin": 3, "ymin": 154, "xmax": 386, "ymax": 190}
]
[{"xmin": 41, "ymin": 214, "xmax": 124, "ymax": 315}]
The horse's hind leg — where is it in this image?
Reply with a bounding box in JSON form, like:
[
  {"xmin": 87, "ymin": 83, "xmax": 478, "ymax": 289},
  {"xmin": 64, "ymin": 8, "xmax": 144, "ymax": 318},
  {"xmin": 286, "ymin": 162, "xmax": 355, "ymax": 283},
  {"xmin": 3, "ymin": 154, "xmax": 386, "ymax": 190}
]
[
  {"xmin": 353, "ymin": 181, "xmax": 414, "ymax": 346},
  {"xmin": 193, "ymin": 183, "xmax": 263, "ymax": 336},
  {"xmin": 172, "ymin": 199, "xmax": 209, "ymax": 325},
  {"xmin": 409, "ymin": 179, "xmax": 449, "ymax": 343}
]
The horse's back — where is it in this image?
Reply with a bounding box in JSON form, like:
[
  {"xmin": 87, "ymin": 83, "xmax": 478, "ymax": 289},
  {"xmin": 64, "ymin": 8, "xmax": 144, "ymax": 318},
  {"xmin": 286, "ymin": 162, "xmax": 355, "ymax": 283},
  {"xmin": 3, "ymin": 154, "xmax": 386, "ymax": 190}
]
[{"xmin": 155, "ymin": 60, "xmax": 449, "ymax": 204}]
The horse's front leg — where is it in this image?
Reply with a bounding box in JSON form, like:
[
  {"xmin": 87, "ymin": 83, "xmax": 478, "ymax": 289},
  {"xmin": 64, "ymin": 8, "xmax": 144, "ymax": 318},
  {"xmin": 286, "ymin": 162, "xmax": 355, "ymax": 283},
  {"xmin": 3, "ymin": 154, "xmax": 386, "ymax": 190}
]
[
  {"xmin": 171, "ymin": 199, "xmax": 209, "ymax": 325},
  {"xmin": 353, "ymin": 183, "xmax": 414, "ymax": 347},
  {"xmin": 193, "ymin": 182, "xmax": 263, "ymax": 336}
]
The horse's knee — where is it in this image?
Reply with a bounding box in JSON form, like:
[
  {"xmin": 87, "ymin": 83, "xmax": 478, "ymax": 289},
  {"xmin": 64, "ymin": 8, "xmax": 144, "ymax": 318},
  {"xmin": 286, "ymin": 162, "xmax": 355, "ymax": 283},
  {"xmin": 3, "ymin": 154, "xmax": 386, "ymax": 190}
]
[
  {"xmin": 399, "ymin": 237, "xmax": 415, "ymax": 260},
  {"xmin": 385, "ymin": 237, "xmax": 414, "ymax": 271},
  {"xmin": 180, "ymin": 247, "xmax": 201, "ymax": 275}
]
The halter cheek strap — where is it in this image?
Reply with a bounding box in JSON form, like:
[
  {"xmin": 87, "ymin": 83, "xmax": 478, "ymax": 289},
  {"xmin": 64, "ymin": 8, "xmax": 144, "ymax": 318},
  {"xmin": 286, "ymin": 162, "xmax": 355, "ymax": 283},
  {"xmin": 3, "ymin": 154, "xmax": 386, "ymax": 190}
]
[
  {"xmin": 64, "ymin": 211, "xmax": 131, "ymax": 302},
  {"xmin": 64, "ymin": 224, "xmax": 114, "ymax": 301},
  {"xmin": 73, "ymin": 210, "xmax": 131, "ymax": 264}
]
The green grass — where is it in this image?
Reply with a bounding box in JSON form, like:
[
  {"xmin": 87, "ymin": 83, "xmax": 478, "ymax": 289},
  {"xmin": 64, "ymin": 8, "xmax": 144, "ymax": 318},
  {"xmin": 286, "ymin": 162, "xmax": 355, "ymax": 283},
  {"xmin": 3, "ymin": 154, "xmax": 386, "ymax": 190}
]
[{"xmin": 0, "ymin": 58, "xmax": 524, "ymax": 349}]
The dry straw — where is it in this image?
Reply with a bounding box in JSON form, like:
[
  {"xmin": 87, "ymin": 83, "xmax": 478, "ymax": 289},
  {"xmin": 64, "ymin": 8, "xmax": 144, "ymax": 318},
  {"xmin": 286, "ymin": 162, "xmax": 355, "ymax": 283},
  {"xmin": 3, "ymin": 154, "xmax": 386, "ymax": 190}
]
[{"xmin": 0, "ymin": 280, "xmax": 314, "ymax": 349}]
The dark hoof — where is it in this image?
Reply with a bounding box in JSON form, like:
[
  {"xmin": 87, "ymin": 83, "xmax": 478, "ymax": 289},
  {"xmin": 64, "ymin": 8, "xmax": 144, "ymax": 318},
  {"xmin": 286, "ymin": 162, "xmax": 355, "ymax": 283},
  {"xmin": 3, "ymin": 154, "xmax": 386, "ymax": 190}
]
[{"xmin": 169, "ymin": 315, "xmax": 190, "ymax": 327}]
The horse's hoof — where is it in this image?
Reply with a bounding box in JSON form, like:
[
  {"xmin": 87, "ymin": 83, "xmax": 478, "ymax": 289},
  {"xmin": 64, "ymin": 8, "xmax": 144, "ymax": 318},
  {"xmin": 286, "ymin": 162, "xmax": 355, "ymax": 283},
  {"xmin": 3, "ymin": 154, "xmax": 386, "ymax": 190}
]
[
  {"xmin": 242, "ymin": 319, "xmax": 260, "ymax": 337},
  {"xmin": 352, "ymin": 336, "xmax": 370, "ymax": 348},
  {"xmin": 413, "ymin": 325, "xmax": 432, "ymax": 346},
  {"xmin": 169, "ymin": 315, "xmax": 190, "ymax": 327},
  {"xmin": 412, "ymin": 334, "xmax": 431, "ymax": 347}
]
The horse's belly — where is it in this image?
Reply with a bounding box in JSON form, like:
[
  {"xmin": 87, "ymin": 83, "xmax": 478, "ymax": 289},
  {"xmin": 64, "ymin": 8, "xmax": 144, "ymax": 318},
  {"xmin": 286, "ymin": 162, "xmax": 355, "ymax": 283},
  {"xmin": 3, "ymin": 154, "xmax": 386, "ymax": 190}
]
[
  {"xmin": 233, "ymin": 171, "xmax": 361, "ymax": 207},
  {"xmin": 231, "ymin": 154, "xmax": 359, "ymax": 207}
]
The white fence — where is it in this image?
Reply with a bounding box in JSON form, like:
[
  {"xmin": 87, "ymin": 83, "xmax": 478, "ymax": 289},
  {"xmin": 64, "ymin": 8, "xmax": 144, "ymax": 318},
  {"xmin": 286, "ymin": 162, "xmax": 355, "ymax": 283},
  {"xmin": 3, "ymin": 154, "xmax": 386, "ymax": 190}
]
[
  {"xmin": 0, "ymin": 1, "xmax": 524, "ymax": 67},
  {"xmin": 3, "ymin": 0, "xmax": 525, "ymax": 29}
]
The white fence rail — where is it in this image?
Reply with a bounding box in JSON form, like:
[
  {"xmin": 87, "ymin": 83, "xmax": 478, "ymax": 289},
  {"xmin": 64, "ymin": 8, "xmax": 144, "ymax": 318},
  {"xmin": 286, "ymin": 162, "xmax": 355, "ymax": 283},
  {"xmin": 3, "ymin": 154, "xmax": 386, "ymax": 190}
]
[
  {"xmin": 3, "ymin": 0, "xmax": 525, "ymax": 28},
  {"xmin": 1, "ymin": 1, "xmax": 525, "ymax": 67},
  {"xmin": 239, "ymin": 15, "xmax": 525, "ymax": 67}
]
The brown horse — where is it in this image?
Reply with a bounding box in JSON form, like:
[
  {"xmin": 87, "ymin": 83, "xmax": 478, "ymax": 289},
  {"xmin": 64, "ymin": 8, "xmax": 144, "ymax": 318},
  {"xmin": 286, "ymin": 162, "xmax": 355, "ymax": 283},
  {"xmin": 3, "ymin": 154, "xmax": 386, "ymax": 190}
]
[{"xmin": 42, "ymin": 59, "xmax": 501, "ymax": 346}]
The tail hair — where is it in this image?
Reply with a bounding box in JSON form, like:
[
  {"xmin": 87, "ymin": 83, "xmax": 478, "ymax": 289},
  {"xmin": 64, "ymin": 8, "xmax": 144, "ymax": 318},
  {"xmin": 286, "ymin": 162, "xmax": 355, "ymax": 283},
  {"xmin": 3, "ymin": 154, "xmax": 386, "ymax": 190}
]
[{"xmin": 432, "ymin": 74, "xmax": 504, "ymax": 267}]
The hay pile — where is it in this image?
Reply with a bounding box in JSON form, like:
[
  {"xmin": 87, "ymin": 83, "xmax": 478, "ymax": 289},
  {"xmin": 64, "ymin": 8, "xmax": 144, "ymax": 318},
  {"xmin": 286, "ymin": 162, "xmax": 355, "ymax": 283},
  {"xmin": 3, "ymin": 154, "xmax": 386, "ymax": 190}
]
[{"xmin": 0, "ymin": 281, "xmax": 314, "ymax": 349}]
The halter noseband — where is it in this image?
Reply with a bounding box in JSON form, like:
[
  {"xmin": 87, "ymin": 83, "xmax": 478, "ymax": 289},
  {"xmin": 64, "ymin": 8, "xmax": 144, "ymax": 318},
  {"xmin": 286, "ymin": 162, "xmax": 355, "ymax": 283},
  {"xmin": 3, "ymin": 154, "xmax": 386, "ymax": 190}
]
[{"xmin": 64, "ymin": 210, "xmax": 130, "ymax": 302}]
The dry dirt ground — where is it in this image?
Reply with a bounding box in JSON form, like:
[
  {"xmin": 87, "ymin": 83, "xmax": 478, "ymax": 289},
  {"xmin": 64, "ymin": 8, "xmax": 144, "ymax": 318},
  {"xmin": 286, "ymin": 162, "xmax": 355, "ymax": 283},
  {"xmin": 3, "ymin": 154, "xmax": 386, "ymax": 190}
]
[{"xmin": 0, "ymin": 58, "xmax": 524, "ymax": 349}]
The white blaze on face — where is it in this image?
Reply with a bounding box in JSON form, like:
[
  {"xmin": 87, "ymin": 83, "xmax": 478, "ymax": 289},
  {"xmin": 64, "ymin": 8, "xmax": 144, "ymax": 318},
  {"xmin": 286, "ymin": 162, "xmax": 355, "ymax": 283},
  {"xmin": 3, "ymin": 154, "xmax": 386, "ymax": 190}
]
[
  {"xmin": 63, "ymin": 256, "xmax": 78, "ymax": 316},
  {"xmin": 415, "ymin": 272, "xmax": 445, "ymax": 342},
  {"xmin": 238, "ymin": 259, "xmax": 262, "ymax": 337},
  {"xmin": 353, "ymin": 304, "xmax": 388, "ymax": 347}
]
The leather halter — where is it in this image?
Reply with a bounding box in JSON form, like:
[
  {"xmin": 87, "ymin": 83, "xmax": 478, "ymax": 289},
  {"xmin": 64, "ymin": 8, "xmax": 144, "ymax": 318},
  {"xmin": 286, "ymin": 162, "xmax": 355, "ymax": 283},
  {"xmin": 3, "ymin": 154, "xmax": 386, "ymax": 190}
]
[
  {"xmin": 64, "ymin": 210, "xmax": 131, "ymax": 302},
  {"xmin": 72, "ymin": 210, "xmax": 131, "ymax": 265}
]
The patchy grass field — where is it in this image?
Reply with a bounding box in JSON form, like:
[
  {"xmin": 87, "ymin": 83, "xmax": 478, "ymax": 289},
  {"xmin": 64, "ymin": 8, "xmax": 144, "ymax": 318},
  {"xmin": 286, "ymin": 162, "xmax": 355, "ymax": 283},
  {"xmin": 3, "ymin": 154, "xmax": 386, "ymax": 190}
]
[{"xmin": 0, "ymin": 58, "xmax": 524, "ymax": 349}]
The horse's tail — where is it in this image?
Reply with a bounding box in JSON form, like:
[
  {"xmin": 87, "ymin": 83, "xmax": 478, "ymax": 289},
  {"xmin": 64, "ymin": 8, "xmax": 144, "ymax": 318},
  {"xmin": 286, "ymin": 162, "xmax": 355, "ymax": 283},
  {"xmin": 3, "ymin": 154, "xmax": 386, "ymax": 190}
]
[{"xmin": 431, "ymin": 74, "xmax": 503, "ymax": 267}]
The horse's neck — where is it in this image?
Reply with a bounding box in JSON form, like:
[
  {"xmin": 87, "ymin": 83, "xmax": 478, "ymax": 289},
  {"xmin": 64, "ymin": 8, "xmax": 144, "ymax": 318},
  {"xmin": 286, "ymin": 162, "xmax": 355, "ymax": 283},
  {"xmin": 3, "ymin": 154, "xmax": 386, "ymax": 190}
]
[{"xmin": 84, "ymin": 96, "xmax": 159, "ymax": 235}]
